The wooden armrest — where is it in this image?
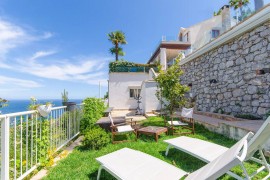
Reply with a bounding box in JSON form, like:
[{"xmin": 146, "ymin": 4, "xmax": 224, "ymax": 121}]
[{"xmin": 115, "ymin": 122, "xmax": 127, "ymax": 126}]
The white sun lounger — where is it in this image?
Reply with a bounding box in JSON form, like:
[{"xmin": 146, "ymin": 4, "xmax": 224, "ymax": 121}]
[
  {"xmin": 164, "ymin": 116, "xmax": 270, "ymax": 180},
  {"xmin": 96, "ymin": 132, "xmax": 250, "ymax": 180}
]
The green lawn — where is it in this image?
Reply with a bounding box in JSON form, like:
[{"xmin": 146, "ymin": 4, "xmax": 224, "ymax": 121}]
[{"xmin": 43, "ymin": 117, "xmax": 268, "ymax": 180}]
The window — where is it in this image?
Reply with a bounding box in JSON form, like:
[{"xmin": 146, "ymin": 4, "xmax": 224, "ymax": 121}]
[
  {"xmin": 179, "ymin": 33, "xmax": 183, "ymax": 41},
  {"xmin": 130, "ymin": 89, "xmax": 141, "ymax": 98},
  {"xmin": 212, "ymin": 29, "xmax": 220, "ymax": 38},
  {"xmin": 183, "ymin": 32, "xmax": 189, "ymax": 42}
]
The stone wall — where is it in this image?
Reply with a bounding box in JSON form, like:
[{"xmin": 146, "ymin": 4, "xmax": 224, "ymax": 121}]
[{"xmin": 181, "ymin": 21, "xmax": 270, "ymax": 118}]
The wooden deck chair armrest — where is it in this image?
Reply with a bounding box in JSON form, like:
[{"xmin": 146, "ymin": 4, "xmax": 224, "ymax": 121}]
[
  {"xmin": 116, "ymin": 122, "xmax": 127, "ymax": 126},
  {"xmin": 125, "ymin": 117, "xmax": 134, "ymax": 125},
  {"xmin": 110, "ymin": 125, "xmax": 117, "ymax": 131}
]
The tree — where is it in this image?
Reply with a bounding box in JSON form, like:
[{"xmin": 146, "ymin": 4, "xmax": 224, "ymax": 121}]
[
  {"xmin": 154, "ymin": 54, "xmax": 190, "ymax": 116},
  {"xmin": 0, "ymin": 98, "xmax": 8, "ymax": 114},
  {"xmin": 229, "ymin": 0, "xmax": 250, "ymax": 21},
  {"xmin": 213, "ymin": 9, "xmax": 222, "ymax": 16},
  {"xmin": 108, "ymin": 31, "xmax": 127, "ymax": 61}
]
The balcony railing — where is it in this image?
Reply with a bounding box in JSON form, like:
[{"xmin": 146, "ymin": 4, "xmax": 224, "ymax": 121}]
[{"xmin": 0, "ymin": 104, "xmax": 83, "ymax": 180}]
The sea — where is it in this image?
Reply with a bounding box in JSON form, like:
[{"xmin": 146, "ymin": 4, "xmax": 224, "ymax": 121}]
[{"xmin": 0, "ymin": 99, "xmax": 83, "ymax": 114}]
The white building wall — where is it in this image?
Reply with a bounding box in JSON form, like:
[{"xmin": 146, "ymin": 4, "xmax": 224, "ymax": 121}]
[
  {"xmin": 188, "ymin": 16, "xmax": 222, "ymax": 51},
  {"xmin": 141, "ymin": 81, "xmax": 161, "ymax": 113},
  {"xmin": 109, "ymin": 73, "xmax": 148, "ymax": 110}
]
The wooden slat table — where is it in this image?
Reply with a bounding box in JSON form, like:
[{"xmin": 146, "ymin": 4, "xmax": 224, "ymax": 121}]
[{"xmin": 137, "ymin": 126, "xmax": 168, "ymax": 142}]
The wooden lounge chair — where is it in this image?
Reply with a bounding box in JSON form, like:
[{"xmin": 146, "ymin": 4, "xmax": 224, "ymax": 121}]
[
  {"xmin": 96, "ymin": 133, "xmax": 250, "ymax": 180},
  {"xmin": 164, "ymin": 116, "xmax": 270, "ymax": 180},
  {"xmin": 109, "ymin": 113, "xmax": 136, "ymax": 144},
  {"xmin": 167, "ymin": 107, "xmax": 194, "ymax": 135}
]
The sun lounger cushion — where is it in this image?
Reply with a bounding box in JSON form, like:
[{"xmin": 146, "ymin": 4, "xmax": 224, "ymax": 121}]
[
  {"xmin": 164, "ymin": 136, "xmax": 228, "ymax": 162},
  {"xmin": 96, "ymin": 148, "xmax": 186, "ymax": 180}
]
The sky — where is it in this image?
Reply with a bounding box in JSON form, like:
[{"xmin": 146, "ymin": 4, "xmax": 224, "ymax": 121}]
[{"xmin": 0, "ymin": 0, "xmax": 250, "ymax": 100}]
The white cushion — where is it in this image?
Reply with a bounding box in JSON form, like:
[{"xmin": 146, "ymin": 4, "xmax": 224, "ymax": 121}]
[
  {"xmin": 117, "ymin": 125, "xmax": 134, "ymax": 132},
  {"xmin": 96, "ymin": 148, "xmax": 186, "ymax": 180},
  {"xmin": 168, "ymin": 121, "xmax": 188, "ymax": 126},
  {"xmin": 181, "ymin": 107, "xmax": 193, "ymax": 118}
]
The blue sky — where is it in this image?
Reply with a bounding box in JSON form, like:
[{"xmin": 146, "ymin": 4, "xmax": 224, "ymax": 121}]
[{"xmin": 0, "ymin": 0, "xmax": 254, "ymax": 99}]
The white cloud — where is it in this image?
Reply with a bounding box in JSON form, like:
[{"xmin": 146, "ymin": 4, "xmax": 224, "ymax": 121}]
[
  {"xmin": 16, "ymin": 53, "xmax": 109, "ymax": 85},
  {"xmin": 0, "ymin": 75, "xmax": 42, "ymax": 88},
  {"xmin": 0, "ymin": 18, "xmax": 109, "ymax": 86},
  {"xmin": 42, "ymin": 32, "xmax": 53, "ymax": 39},
  {"xmin": 30, "ymin": 50, "xmax": 57, "ymax": 60},
  {"xmin": 0, "ymin": 19, "xmax": 27, "ymax": 55}
]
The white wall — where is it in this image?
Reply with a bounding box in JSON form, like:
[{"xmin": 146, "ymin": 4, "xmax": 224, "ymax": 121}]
[
  {"xmin": 109, "ymin": 73, "xmax": 148, "ymax": 109},
  {"xmin": 189, "ymin": 16, "xmax": 222, "ymax": 51},
  {"xmin": 141, "ymin": 81, "xmax": 161, "ymax": 113}
]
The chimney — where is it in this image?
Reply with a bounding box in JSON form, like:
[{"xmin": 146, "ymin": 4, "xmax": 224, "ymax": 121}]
[{"xmin": 221, "ymin": 5, "xmax": 231, "ymax": 32}]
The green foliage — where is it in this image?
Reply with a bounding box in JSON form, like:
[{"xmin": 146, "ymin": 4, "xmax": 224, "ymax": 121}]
[
  {"xmin": 214, "ymin": 108, "xmax": 225, "ymax": 114},
  {"xmin": 230, "ymin": 0, "xmax": 250, "ymax": 21},
  {"xmin": 44, "ymin": 117, "xmax": 268, "ymax": 180},
  {"xmin": 108, "ymin": 31, "xmax": 127, "ymax": 61},
  {"xmin": 154, "ymin": 54, "xmax": 190, "ymax": 115},
  {"xmin": 61, "ymin": 89, "xmax": 69, "ymax": 103},
  {"xmin": 229, "ymin": 0, "xmax": 250, "ymax": 10},
  {"xmin": 109, "ymin": 60, "xmax": 157, "ymax": 72},
  {"xmin": 37, "ymin": 118, "xmax": 51, "ymax": 166},
  {"xmin": 103, "ymin": 92, "xmax": 108, "ymax": 99},
  {"xmin": 28, "ymin": 97, "xmax": 52, "ymax": 111},
  {"xmin": 110, "ymin": 47, "xmax": 125, "ymax": 56},
  {"xmin": 83, "ymin": 127, "xmax": 110, "ymax": 150},
  {"xmin": 80, "ymin": 97, "xmax": 105, "ymax": 132},
  {"xmin": 213, "ymin": 9, "xmax": 221, "ymax": 16},
  {"xmin": 235, "ymin": 114, "xmax": 262, "ymax": 120},
  {"xmin": 0, "ymin": 97, "xmax": 8, "ymax": 113},
  {"xmin": 266, "ymin": 111, "xmax": 270, "ymax": 117}
]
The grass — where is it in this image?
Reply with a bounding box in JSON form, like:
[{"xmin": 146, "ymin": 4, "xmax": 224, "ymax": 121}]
[{"xmin": 43, "ymin": 117, "xmax": 268, "ymax": 180}]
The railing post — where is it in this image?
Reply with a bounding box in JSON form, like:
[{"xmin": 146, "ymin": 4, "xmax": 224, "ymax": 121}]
[{"xmin": 1, "ymin": 116, "xmax": 10, "ymax": 180}]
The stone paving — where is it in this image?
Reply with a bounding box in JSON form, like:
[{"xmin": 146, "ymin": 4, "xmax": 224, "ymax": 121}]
[{"xmin": 194, "ymin": 114, "xmax": 264, "ymax": 133}]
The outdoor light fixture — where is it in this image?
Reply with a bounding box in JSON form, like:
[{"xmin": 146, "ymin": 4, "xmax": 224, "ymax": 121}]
[
  {"xmin": 209, "ymin": 79, "xmax": 218, "ymax": 84},
  {"xmin": 257, "ymin": 68, "xmax": 270, "ymax": 75}
]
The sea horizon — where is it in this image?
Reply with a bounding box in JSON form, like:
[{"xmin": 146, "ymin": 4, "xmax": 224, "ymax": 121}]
[{"xmin": 0, "ymin": 99, "xmax": 83, "ymax": 114}]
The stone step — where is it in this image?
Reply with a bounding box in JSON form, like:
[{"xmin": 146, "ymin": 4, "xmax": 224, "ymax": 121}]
[{"xmin": 145, "ymin": 113, "xmax": 157, "ymax": 118}]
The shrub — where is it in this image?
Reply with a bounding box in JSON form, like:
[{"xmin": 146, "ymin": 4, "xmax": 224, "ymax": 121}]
[
  {"xmin": 109, "ymin": 60, "xmax": 156, "ymax": 72},
  {"xmin": 83, "ymin": 127, "xmax": 110, "ymax": 150},
  {"xmin": 80, "ymin": 97, "xmax": 106, "ymax": 132}
]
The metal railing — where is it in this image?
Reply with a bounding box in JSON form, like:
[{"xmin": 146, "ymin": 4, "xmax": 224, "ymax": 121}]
[{"xmin": 0, "ymin": 104, "xmax": 83, "ymax": 180}]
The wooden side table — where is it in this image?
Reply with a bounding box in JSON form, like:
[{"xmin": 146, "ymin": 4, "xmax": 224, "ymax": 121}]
[{"xmin": 137, "ymin": 126, "xmax": 168, "ymax": 142}]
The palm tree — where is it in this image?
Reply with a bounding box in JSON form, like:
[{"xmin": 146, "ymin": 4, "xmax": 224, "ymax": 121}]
[
  {"xmin": 229, "ymin": 0, "xmax": 250, "ymax": 21},
  {"xmin": 109, "ymin": 47, "xmax": 125, "ymax": 58},
  {"xmin": 108, "ymin": 31, "xmax": 127, "ymax": 61}
]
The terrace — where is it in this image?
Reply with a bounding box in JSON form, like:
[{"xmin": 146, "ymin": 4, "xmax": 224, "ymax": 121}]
[
  {"xmin": 0, "ymin": 99, "xmax": 269, "ymax": 180},
  {"xmin": 1, "ymin": 2, "xmax": 270, "ymax": 180}
]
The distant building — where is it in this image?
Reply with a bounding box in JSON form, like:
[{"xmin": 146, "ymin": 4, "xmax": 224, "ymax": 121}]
[
  {"xmin": 109, "ymin": 5, "xmax": 236, "ymax": 114},
  {"xmin": 148, "ymin": 5, "xmax": 235, "ymax": 70}
]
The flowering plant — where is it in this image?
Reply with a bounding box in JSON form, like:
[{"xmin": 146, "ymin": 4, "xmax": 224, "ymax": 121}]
[{"xmin": 0, "ymin": 98, "xmax": 8, "ymax": 108}]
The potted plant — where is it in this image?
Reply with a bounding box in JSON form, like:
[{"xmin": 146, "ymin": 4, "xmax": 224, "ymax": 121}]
[
  {"xmin": 62, "ymin": 89, "xmax": 69, "ymax": 106},
  {"xmin": 29, "ymin": 97, "xmax": 52, "ymax": 117},
  {"xmin": 61, "ymin": 89, "xmax": 76, "ymax": 111}
]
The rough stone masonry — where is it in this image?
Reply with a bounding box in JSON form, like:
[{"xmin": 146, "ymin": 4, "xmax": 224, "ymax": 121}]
[{"xmin": 181, "ymin": 21, "xmax": 270, "ymax": 118}]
